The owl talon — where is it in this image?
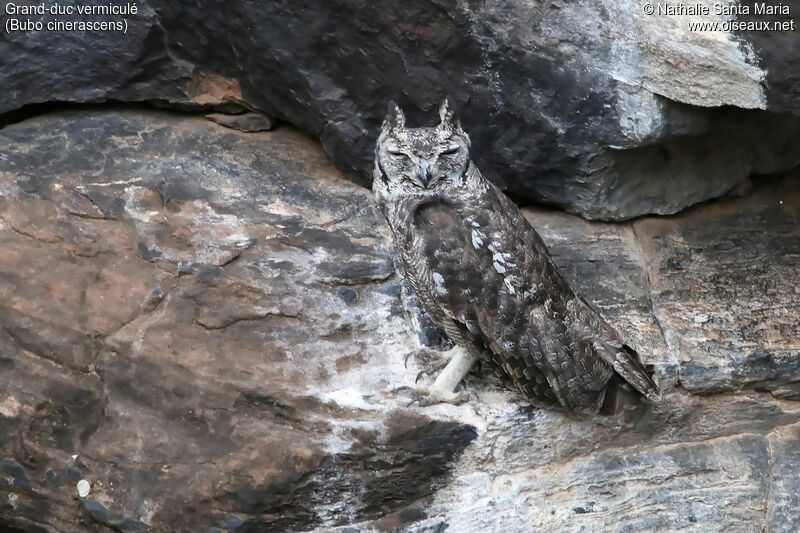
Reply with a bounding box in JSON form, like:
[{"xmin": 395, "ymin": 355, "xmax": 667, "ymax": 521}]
[
  {"xmin": 412, "ymin": 389, "xmax": 469, "ymax": 407},
  {"xmin": 414, "ymin": 355, "xmax": 452, "ymax": 384},
  {"xmin": 410, "ymin": 387, "xmax": 470, "ymax": 407},
  {"xmin": 393, "ymin": 385, "xmax": 468, "ymax": 406},
  {"xmin": 458, "ymin": 379, "xmax": 480, "ymax": 401},
  {"xmin": 392, "ymin": 385, "xmax": 413, "ymax": 395}
]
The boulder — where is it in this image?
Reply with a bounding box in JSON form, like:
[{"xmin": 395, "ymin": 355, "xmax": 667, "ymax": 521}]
[
  {"xmin": 1, "ymin": 109, "xmax": 798, "ymax": 531},
  {"xmin": 2, "ymin": 1, "xmax": 800, "ymax": 219}
]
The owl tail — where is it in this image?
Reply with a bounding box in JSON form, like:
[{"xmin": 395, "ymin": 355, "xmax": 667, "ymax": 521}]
[{"xmin": 603, "ymin": 342, "xmax": 661, "ymax": 403}]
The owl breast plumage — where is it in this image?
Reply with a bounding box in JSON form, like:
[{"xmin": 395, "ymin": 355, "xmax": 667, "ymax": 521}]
[{"xmin": 373, "ymin": 101, "xmax": 660, "ymax": 415}]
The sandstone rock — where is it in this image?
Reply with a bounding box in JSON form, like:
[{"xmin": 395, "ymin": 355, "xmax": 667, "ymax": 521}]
[
  {"xmin": 0, "ymin": 109, "xmax": 477, "ymax": 532},
  {"xmin": 1, "ymin": 110, "xmax": 798, "ymax": 532},
  {"xmin": 2, "ymin": 1, "xmax": 800, "ymax": 219},
  {"xmin": 205, "ymin": 112, "xmax": 276, "ymax": 133}
]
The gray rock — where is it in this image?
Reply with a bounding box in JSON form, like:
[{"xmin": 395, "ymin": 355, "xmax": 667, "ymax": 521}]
[
  {"xmin": 767, "ymin": 424, "xmax": 800, "ymax": 532},
  {"xmin": 632, "ymin": 179, "xmax": 800, "ymax": 399},
  {"xmin": 0, "ymin": 109, "xmax": 798, "ymax": 532},
  {"xmin": 2, "ymin": 1, "xmax": 800, "ymax": 219},
  {"xmin": 529, "ymin": 177, "xmax": 800, "ymax": 399}
]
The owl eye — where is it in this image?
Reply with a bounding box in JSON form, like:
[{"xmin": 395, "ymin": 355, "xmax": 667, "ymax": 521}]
[
  {"xmin": 388, "ymin": 149, "xmax": 405, "ymax": 157},
  {"xmin": 441, "ymin": 147, "xmax": 459, "ymax": 155}
]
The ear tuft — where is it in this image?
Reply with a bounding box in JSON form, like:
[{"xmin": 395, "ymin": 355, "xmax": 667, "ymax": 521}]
[
  {"xmin": 438, "ymin": 99, "xmax": 455, "ymax": 131},
  {"xmin": 382, "ymin": 101, "xmax": 406, "ymax": 134},
  {"xmin": 456, "ymin": 120, "xmax": 470, "ymax": 146}
]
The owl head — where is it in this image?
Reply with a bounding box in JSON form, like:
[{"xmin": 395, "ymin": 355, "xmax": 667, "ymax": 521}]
[{"xmin": 374, "ymin": 100, "xmax": 471, "ymax": 198}]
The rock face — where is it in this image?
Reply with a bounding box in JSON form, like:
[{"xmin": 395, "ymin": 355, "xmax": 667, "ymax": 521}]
[
  {"xmin": 205, "ymin": 112, "xmax": 276, "ymax": 133},
  {"xmin": 1, "ymin": 109, "xmax": 798, "ymax": 532},
  {"xmin": 2, "ymin": 1, "xmax": 800, "ymax": 219},
  {"xmin": 531, "ymin": 178, "xmax": 800, "ymax": 400}
]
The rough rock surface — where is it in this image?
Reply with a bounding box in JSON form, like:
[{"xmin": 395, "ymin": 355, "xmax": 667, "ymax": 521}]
[
  {"xmin": 2, "ymin": 1, "xmax": 800, "ymax": 219},
  {"xmin": 532, "ymin": 177, "xmax": 800, "ymax": 399},
  {"xmin": 205, "ymin": 112, "xmax": 276, "ymax": 133},
  {"xmin": 0, "ymin": 109, "xmax": 798, "ymax": 532}
]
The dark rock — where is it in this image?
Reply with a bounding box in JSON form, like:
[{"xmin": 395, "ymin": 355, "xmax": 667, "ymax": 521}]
[
  {"xmin": 337, "ymin": 287, "xmax": 359, "ymax": 305},
  {"xmin": 2, "ymin": 1, "xmax": 800, "ymax": 219},
  {"xmin": 1, "ymin": 461, "xmax": 26, "ymax": 480},
  {"xmin": 1, "ymin": 461, "xmax": 29, "ymax": 490},
  {"xmin": 81, "ymin": 501, "xmax": 108, "ymax": 521}
]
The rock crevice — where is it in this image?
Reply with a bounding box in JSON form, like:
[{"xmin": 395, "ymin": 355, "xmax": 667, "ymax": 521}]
[{"xmin": 3, "ymin": 1, "xmax": 800, "ymax": 219}]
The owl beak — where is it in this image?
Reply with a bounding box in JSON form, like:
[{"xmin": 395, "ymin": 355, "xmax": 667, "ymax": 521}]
[{"xmin": 419, "ymin": 161, "xmax": 430, "ymax": 187}]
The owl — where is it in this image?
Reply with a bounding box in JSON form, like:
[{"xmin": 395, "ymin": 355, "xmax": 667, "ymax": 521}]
[{"xmin": 372, "ymin": 101, "xmax": 661, "ymax": 415}]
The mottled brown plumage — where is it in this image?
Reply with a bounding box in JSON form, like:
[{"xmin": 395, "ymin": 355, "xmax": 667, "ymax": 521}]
[{"xmin": 373, "ymin": 101, "xmax": 660, "ymax": 414}]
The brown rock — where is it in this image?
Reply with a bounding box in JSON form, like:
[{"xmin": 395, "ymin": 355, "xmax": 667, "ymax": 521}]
[{"xmin": 206, "ymin": 112, "xmax": 276, "ymax": 132}]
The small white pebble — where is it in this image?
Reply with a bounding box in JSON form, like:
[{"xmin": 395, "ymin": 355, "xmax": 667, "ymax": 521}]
[{"xmin": 77, "ymin": 479, "xmax": 91, "ymax": 498}]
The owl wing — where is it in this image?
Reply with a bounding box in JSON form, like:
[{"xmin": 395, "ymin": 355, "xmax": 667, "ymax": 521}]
[
  {"xmin": 406, "ymin": 185, "xmax": 659, "ymax": 413},
  {"xmin": 489, "ymin": 184, "xmax": 660, "ymax": 406}
]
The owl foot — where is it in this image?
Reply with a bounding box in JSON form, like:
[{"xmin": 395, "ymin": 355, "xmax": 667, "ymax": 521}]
[
  {"xmin": 390, "ymin": 384, "xmax": 469, "ymax": 406},
  {"xmin": 415, "ymin": 356, "xmax": 451, "ymax": 384},
  {"xmin": 409, "ymin": 385, "xmax": 470, "ymax": 407},
  {"xmin": 404, "ymin": 346, "xmax": 479, "ymax": 407}
]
